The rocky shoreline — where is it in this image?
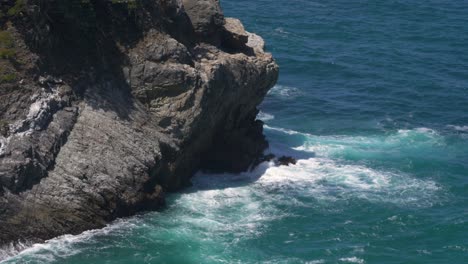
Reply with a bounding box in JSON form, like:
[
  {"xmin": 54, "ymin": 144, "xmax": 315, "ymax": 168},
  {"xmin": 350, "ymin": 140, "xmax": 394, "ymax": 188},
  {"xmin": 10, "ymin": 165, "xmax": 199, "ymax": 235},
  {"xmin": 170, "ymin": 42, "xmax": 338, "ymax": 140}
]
[{"xmin": 0, "ymin": 0, "xmax": 278, "ymax": 248}]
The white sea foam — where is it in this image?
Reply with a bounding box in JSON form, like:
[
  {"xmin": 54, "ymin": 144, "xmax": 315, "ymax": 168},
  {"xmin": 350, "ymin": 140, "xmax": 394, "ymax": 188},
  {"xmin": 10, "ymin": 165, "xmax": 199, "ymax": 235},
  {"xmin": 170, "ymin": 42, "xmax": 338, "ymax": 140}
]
[
  {"xmin": 180, "ymin": 165, "xmax": 288, "ymax": 239},
  {"xmin": 274, "ymin": 27, "xmax": 288, "ymax": 34},
  {"xmin": 164, "ymin": 154, "xmax": 441, "ymax": 261},
  {"xmin": 265, "ymin": 125, "xmax": 445, "ymax": 160},
  {"xmin": 0, "ymin": 241, "xmax": 35, "ymax": 262},
  {"xmin": 397, "ymin": 127, "xmax": 437, "ymax": 135},
  {"xmin": 2, "ymin": 154, "xmax": 441, "ymax": 263},
  {"xmin": 263, "ymin": 125, "xmax": 442, "ymax": 207},
  {"xmin": 257, "ymin": 111, "xmax": 275, "ymax": 121},
  {"xmin": 447, "ymin": 125, "xmax": 468, "ymax": 132},
  {"xmin": 264, "ymin": 124, "xmax": 312, "ymax": 136},
  {"xmin": 339, "ymin": 257, "xmax": 365, "ymax": 263},
  {"xmin": 261, "ymin": 158, "xmax": 438, "ymax": 206},
  {"xmin": 306, "ymin": 260, "xmax": 325, "ymax": 264},
  {"xmin": 268, "ymin": 85, "xmax": 303, "ymax": 99},
  {"xmin": 2, "ymin": 124, "xmax": 444, "ymax": 263},
  {"xmin": 181, "ymin": 125, "xmax": 443, "ymax": 252},
  {"xmin": 0, "ymin": 219, "xmax": 139, "ymax": 263}
]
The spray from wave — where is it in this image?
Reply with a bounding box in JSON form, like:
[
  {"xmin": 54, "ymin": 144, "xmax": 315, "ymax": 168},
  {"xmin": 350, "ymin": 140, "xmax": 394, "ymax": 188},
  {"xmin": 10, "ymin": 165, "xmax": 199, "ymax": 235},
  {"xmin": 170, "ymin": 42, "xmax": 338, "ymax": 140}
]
[
  {"xmin": 267, "ymin": 85, "xmax": 303, "ymax": 99},
  {"xmin": 0, "ymin": 219, "xmax": 142, "ymax": 264},
  {"xmin": 265, "ymin": 125, "xmax": 449, "ymax": 162},
  {"xmin": 447, "ymin": 125, "xmax": 468, "ymax": 133},
  {"xmin": 257, "ymin": 111, "xmax": 275, "ymax": 122}
]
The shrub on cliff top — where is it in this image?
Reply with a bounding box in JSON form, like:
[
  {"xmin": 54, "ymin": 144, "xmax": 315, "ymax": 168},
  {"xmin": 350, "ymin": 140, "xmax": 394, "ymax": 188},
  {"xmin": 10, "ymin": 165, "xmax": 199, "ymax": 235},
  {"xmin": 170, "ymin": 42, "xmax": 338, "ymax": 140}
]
[
  {"xmin": 0, "ymin": 48, "xmax": 15, "ymax": 59},
  {"xmin": 7, "ymin": 0, "xmax": 27, "ymax": 17},
  {"xmin": 0, "ymin": 31, "xmax": 14, "ymax": 47},
  {"xmin": 0, "ymin": 73, "xmax": 16, "ymax": 83},
  {"xmin": 0, "ymin": 65, "xmax": 17, "ymax": 83},
  {"xmin": 0, "ymin": 31, "xmax": 15, "ymax": 59}
]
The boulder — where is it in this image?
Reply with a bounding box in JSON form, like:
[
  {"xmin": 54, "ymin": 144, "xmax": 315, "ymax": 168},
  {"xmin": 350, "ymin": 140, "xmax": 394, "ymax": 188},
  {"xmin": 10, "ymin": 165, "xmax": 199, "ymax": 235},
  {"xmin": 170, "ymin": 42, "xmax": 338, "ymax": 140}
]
[
  {"xmin": 182, "ymin": 0, "xmax": 225, "ymax": 44},
  {"xmin": 222, "ymin": 17, "xmax": 249, "ymax": 49},
  {"xmin": 277, "ymin": 156, "xmax": 298, "ymax": 166}
]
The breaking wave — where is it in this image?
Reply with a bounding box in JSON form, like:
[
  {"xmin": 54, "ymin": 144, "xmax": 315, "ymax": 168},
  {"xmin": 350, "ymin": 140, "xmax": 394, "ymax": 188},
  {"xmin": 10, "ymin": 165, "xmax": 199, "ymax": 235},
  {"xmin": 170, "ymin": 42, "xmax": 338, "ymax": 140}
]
[
  {"xmin": 1, "ymin": 126, "xmax": 446, "ymax": 263},
  {"xmin": 267, "ymin": 85, "xmax": 303, "ymax": 99}
]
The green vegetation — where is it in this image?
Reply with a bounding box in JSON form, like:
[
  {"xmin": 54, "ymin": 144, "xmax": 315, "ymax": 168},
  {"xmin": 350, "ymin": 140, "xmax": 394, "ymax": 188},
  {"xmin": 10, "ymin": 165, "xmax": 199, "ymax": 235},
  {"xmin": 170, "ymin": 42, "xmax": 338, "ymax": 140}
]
[
  {"xmin": 0, "ymin": 31, "xmax": 15, "ymax": 59},
  {"xmin": 0, "ymin": 73, "xmax": 16, "ymax": 83},
  {"xmin": 0, "ymin": 64, "xmax": 17, "ymax": 83},
  {"xmin": 0, "ymin": 31, "xmax": 13, "ymax": 47},
  {"xmin": 7, "ymin": 0, "xmax": 27, "ymax": 17},
  {"xmin": 0, "ymin": 48, "xmax": 15, "ymax": 59}
]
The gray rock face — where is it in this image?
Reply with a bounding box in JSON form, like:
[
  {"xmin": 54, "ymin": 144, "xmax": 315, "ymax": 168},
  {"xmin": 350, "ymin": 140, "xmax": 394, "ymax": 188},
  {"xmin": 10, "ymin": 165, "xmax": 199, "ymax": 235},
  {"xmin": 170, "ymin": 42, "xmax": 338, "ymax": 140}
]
[
  {"xmin": 183, "ymin": 0, "xmax": 225, "ymax": 44},
  {"xmin": 222, "ymin": 18, "xmax": 249, "ymax": 49},
  {"xmin": 0, "ymin": 0, "xmax": 278, "ymax": 247}
]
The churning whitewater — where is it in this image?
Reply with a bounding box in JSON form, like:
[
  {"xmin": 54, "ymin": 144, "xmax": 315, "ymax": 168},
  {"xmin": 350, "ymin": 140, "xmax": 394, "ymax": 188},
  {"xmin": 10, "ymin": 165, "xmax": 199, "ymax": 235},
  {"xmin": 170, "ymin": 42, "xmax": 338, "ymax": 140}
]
[{"xmin": 0, "ymin": 124, "xmax": 450, "ymax": 263}]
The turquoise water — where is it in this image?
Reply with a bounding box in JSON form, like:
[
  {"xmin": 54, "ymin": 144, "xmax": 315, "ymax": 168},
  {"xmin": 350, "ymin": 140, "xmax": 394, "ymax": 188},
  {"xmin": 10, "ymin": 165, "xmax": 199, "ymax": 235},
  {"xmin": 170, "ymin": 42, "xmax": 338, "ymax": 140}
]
[{"xmin": 3, "ymin": 0, "xmax": 468, "ymax": 263}]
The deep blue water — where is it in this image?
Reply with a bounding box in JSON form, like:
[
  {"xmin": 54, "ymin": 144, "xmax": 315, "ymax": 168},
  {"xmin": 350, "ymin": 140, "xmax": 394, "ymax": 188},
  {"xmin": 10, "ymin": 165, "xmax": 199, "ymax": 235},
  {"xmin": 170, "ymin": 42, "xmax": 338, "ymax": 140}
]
[{"xmin": 2, "ymin": 0, "xmax": 468, "ymax": 263}]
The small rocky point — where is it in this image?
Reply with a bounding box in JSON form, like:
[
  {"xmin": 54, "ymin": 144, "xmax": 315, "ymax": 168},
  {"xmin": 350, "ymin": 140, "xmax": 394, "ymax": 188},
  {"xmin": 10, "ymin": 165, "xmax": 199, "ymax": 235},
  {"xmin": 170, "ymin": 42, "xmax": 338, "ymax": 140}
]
[
  {"xmin": 0, "ymin": 0, "xmax": 278, "ymax": 248},
  {"xmin": 277, "ymin": 156, "xmax": 297, "ymax": 166}
]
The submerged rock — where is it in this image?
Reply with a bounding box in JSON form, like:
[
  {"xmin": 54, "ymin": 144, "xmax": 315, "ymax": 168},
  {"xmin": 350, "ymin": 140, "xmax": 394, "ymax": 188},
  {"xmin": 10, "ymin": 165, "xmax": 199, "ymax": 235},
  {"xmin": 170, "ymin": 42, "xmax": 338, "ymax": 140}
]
[
  {"xmin": 0, "ymin": 0, "xmax": 278, "ymax": 247},
  {"xmin": 277, "ymin": 156, "xmax": 298, "ymax": 166}
]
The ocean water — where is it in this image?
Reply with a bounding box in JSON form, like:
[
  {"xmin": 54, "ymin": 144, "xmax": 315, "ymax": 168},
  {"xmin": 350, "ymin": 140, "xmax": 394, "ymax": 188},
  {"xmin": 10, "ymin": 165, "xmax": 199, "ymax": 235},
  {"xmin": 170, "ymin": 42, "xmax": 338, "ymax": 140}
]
[{"xmin": 2, "ymin": 0, "xmax": 468, "ymax": 263}]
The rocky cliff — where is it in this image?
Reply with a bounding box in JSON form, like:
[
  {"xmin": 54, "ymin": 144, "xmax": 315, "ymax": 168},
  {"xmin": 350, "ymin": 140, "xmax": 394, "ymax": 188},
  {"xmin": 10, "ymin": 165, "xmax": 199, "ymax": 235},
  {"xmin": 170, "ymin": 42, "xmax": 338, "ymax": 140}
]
[{"xmin": 0, "ymin": 0, "xmax": 278, "ymax": 246}]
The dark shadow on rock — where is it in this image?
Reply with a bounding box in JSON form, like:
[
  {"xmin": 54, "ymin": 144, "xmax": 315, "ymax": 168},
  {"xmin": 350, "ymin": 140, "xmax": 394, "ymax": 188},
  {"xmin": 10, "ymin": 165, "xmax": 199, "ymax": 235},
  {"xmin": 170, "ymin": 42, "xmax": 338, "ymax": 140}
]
[
  {"xmin": 82, "ymin": 77, "xmax": 136, "ymax": 120},
  {"xmin": 220, "ymin": 45, "xmax": 256, "ymax": 57}
]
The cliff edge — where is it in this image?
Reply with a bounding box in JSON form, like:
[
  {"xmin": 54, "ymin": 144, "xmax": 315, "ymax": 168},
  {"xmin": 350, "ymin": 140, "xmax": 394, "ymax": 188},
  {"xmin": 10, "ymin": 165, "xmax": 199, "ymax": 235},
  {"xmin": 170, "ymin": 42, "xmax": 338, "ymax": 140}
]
[{"xmin": 0, "ymin": 0, "xmax": 278, "ymax": 247}]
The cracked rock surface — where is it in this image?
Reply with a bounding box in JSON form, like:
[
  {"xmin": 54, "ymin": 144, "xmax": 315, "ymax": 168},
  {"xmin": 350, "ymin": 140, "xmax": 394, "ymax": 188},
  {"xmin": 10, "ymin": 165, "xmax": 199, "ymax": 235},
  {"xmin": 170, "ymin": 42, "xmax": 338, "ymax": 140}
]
[{"xmin": 0, "ymin": 0, "xmax": 278, "ymax": 246}]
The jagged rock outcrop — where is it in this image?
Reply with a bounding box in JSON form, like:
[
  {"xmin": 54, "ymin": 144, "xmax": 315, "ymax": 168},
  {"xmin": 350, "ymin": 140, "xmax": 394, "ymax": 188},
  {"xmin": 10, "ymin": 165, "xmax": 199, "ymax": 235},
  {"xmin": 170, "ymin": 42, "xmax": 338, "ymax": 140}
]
[
  {"xmin": 183, "ymin": 0, "xmax": 225, "ymax": 44},
  {"xmin": 0, "ymin": 0, "xmax": 278, "ymax": 247}
]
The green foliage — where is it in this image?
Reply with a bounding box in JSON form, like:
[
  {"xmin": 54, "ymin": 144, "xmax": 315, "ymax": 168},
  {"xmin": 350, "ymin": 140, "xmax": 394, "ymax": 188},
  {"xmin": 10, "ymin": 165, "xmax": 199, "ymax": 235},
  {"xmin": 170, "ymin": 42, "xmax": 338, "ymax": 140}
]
[
  {"xmin": 0, "ymin": 48, "xmax": 15, "ymax": 59},
  {"xmin": 0, "ymin": 31, "xmax": 13, "ymax": 47},
  {"xmin": 0, "ymin": 72, "xmax": 16, "ymax": 83},
  {"xmin": 7, "ymin": 0, "xmax": 27, "ymax": 17},
  {"xmin": 0, "ymin": 31, "xmax": 17, "ymax": 82},
  {"xmin": 0, "ymin": 31, "xmax": 15, "ymax": 59}
]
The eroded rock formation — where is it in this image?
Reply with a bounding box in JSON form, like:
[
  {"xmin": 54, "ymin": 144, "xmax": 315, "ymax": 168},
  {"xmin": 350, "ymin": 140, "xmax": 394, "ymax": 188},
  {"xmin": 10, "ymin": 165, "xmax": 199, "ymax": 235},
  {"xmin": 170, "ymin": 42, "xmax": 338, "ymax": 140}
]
[{"xmin": 0, "ymin": 0, "xmax": 278, "ymax": 246}]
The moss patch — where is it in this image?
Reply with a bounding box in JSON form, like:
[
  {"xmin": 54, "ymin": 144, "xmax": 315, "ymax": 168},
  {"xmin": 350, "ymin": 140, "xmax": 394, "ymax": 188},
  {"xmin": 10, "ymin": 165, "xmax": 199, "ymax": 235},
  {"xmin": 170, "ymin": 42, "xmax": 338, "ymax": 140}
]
[
  {"xmin": 0, "ymin": 30, "xmax": 15, "ymax": 59},
  {"xmin": 7, "ymin": 0, "xmax": 27, "ymax": 17},
  {"xmin": 0, "ymin": 31, "xmax": 14, "ymax": 47},
  {"xmin": 0, "ymin": 73, "xmax": 16, "ymax": 83}
]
